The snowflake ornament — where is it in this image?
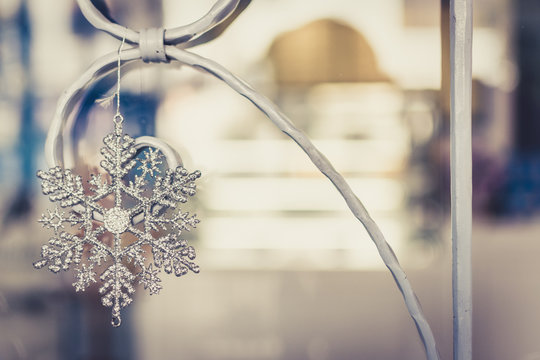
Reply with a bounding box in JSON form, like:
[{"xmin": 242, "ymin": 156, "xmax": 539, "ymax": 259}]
[{"xmin": 35, "ymin": 115, "xmax": 201, "ymax": 326}]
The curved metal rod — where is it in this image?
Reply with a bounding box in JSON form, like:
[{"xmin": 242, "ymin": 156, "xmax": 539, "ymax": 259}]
[
  {"xmin": 166, "ymin": 47, "xmax": 441, "ymax": 360},
  {"xmin": 75, "ymin": 0, "xmax": 241, "ymax": 47},
  {"xmin": 76, "ymin": 0, "xmax": 139, "ymax": 43},
  {"xmin": 47, "ymin": 42, "xmax": 440, "ymax": 359},
  {"xmin": 164, "ymin": 0, "xmax": 241, "ymax": 45},
  {"xmin": 45, "ymin": 48, "xmax": 140, "ymax": 168}
]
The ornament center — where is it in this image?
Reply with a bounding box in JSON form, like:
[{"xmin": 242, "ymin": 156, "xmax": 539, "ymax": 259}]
[{"xmin": 104, "ymin": 207, "xmax": 130, "ymax": 234}]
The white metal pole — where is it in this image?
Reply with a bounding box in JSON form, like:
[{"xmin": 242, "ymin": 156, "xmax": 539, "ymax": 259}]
[{"xmin": 450, "ymin": 0, "xmax": 473, "ymax": 359}]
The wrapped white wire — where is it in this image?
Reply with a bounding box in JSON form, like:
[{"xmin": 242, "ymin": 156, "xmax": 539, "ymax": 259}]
[{"xmin": 44, "ymin": 1, "xmax": 441, "ymax": 358}]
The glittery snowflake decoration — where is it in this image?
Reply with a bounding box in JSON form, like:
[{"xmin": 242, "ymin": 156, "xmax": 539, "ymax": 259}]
[{"xmin": 34, "ymin": 116, "xmax": 201, "ymax": 327}]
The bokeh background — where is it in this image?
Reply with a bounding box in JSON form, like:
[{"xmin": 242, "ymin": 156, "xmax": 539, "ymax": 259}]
[{"xmin": 0, "ymin": 0, "xmax": 539, "ymax": 359}]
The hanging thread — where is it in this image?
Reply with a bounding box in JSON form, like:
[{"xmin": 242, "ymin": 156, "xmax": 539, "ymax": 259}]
[{"xmin": 114, "ymin": 34, "xmax": 126, "ymax": 122}]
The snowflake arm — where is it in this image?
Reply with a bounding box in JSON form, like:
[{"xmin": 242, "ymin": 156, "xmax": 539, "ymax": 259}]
[
  {"xmin": 138, "ymin": 148, "xmax": 163, "ymax": 178},
  {"xmin": 146, "ymin": 211, "xmax": 199, "ymax": 233},
  {"xmin": 151, "ymin": 234, "xmax": 199, "ymax": 276},
  {"xmin": 37, "ymin": 167, "xmax": 84, "ymax": 207},
  {"xmin": 38, "ymin": 208, "xmax": 80, "ymax": 234},
  {"xmin": 99, "ymin": 263, "xmax": 136, "ymax": 327},
  {"xmin": 89, "ymin": 245, "xmax": 109, "ymax": 266},
  {"xmin": 73, "ymin": 263, "xmax": 97, "ymax": 291},
  {"xmin": 100, "ymin": 132, "xmax": 137, "ymax": 179},
  {"xmin": 123, "ymin": 175, "xmax": 147, "ymax": 199},
  {"xmin": 88, "ymin": 173, "xmax": 114, "ymax": 202},
  {"xmin": 139, "ymin": 264, "xmax": 162, "ymax": 295},
  {"xmin": 33, "ymin": 232, "xmax": 84, "ymax": 273},
  {"xmin": 151, "ymin": 167, "xmax": 201, "ymax": 209}
]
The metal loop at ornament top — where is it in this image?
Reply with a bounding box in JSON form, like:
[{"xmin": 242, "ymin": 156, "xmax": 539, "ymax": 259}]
[{"xmin": 113, "ymin": 114, "xmax": 124, "ymax": 125}]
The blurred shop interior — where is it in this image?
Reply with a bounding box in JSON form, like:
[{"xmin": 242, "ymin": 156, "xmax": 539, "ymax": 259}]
[{"xmin": 0, "ymin": 0, "xmax": 539, "ymax": 359}]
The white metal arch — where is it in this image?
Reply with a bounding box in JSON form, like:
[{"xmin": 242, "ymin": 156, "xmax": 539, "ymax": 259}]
[{"xmin": 44, "ymin": 0, "xmax": 475, "ymax": 359}]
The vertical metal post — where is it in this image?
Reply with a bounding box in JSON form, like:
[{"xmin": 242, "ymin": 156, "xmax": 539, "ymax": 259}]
[{"xmin": 450, "ymin": 0, "xmax": 473, "ymax": 359}]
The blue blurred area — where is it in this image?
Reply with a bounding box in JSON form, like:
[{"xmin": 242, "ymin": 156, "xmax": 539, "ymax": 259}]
[
  {"xmin": 492, "ymin": 0, "xmax": 540, "ymax": 216},
  {"xmin": 491, "ymin": 156, "xmax": 540, "ymax": 216},
  {"xmin": 0, "ymin": 1, "xmax": 37, "ymax": 223}
]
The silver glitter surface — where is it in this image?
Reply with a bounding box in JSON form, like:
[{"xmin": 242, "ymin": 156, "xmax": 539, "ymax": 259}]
[{"xmin": 34, "ymin": 119, "xmax": 201, "ymax": 327}]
